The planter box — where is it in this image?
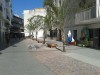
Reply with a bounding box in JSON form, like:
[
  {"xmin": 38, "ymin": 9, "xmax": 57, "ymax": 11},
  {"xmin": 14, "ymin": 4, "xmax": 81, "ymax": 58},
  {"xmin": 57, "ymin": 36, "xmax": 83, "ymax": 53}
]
[
  {"xmin": 47, "ymin": 43, "xmax": 57, "ymax": 48},
  {"xmin": 71, "ymin": 42, "xmax": 76, "ymax": 45},
  {"xmin": 37, "ymin": 40, "xmax": 43, "ymax": 43}
]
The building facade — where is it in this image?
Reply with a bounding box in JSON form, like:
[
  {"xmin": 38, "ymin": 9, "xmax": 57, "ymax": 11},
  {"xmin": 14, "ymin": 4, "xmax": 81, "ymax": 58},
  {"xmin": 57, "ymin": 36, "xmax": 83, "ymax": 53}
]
[
  {"xmin": 0, "ymin": 0, "xmax": 12, "ymax": 49},
  {"xmin": 10, "ymin": 15, "xmax": 24, "ymax": 38},
  {"xmin": 65, "ymin": 0, "xmax": 100, "ymax": 48},
  {"xmin": 23, "ymin": 8, "xmax": 46, "ymax": 38}
]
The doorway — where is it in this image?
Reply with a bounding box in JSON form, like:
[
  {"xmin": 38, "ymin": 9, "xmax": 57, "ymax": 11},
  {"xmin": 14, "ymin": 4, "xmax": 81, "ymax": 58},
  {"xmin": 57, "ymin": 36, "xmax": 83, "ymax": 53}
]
[
  {"xmin": 73, "ymin": 30, "xmax": 77, "ymax": 41},
  {"xmin": 99, "ymin": 28, "xmax": 100, "ymax": 47}
]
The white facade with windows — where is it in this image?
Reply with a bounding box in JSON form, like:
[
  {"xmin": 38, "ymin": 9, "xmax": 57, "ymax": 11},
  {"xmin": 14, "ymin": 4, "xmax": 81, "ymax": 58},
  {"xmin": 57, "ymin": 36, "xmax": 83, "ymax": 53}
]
[{"xmin": 23, "ymin": 8, "xmax": 46, "ymax": 37}]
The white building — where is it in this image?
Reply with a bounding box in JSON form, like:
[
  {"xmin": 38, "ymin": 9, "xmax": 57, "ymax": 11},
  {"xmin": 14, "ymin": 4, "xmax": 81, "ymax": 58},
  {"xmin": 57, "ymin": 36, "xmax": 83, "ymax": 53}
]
[
  {"xmin": 0, "ymin": 0, "xmax": 12, "ymax": 46},
  {"xmin": 23, "ymin": 8, "xmax": 46, "ymax": 38},
  {"xmin": 64, "ymin": 0, "xmax": 100, "ymax": 48}
]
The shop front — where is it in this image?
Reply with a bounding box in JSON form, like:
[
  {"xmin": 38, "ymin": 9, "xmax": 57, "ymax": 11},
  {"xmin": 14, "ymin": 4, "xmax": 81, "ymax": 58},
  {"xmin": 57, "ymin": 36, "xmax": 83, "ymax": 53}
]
[{"xmin": 89, "ymin": 28, "xmax": 100, "ymax": 48}]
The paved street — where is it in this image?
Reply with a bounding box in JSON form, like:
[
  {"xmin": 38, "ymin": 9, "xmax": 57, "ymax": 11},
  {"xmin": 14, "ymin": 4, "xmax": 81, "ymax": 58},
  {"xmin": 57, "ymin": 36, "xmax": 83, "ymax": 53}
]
[
  {"xmin": 0, "ymin": 39, "xmax": 54, "ymax": 75},
  {"xmin": 1, "ymin": 0, "xmax": 100, "ymax": 75},
  {"xmin": 1, "ymin": 38, "xmax": 100, "ymax": 75},
  {"xmin": 27, "ymin": 39, "xmax": 100, "ymax": 75},
  {"xmin": 45, "ymin": 38, "xmax": 100, "ymax": 67}
]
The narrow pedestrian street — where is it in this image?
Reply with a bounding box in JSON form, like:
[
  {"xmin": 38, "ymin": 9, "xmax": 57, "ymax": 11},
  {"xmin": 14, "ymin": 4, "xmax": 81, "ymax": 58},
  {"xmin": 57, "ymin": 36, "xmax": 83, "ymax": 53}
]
[
  {"xmin": 0, "ymin": 39, "xmax": 54, "ymax": 75},
  {"xmin": 1, "ymin": 0, "xmax": 100, "ymax": 75},
  {"xmin": 0, "ymin": 39, "xmax": 100, "ymax": 75}
]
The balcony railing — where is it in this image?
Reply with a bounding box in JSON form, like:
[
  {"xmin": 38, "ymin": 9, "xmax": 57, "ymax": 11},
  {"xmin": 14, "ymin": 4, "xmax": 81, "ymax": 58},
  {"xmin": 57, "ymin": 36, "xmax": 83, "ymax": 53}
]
[{"xmin": 75, "ymin": 6, "xmax": 96, "ymax": 24}]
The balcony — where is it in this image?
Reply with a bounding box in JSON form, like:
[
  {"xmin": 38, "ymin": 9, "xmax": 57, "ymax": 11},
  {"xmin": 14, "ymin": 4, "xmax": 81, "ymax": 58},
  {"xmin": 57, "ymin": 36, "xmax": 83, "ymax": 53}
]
[{"xmin": 75, "ymin": 6, "xmax": 96, "ymax": 25}]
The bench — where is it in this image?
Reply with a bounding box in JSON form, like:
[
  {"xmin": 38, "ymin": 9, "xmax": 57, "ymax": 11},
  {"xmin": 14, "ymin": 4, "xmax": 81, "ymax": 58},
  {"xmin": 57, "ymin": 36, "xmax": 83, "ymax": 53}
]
[{"xmin": 47, "ymin": 43, "xmax": 57, "ymax": 48}]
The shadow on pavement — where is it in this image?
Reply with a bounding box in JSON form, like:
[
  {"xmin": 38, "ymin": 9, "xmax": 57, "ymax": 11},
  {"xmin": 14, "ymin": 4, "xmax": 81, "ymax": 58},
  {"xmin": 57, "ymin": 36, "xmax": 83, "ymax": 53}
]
[
  {"xmin": 0, "ymin": 38, "xmax": 25, "ymax": 51},
  {"xmin": 0, "ymin": 52, "xmax": 2, "ymax": 55},
  {"xmin": 12, "ymin": 45, "xmax": 17, "ymax": 47}
]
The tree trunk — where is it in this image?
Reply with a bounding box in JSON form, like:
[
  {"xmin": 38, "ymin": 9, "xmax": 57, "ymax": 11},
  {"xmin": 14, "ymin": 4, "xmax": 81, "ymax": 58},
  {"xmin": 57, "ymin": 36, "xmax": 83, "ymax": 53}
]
[
  {"xmin": 29, "ymin": 31, "xmax": 31, "ymax": 38},
  {"xmin": 56, "ymin": 29, "xmax": 59, "ymax": 41},
  {"xmin": 43, "ymin": 29, "xmax": 46, "ymax": 44},
  {"xmin": 32, "ymin": 32, "xmax": 34, "ymax": 39},
  {"xmin": 62, "ymin": 30, "xmax": 66, "ymax": 52},
  {"xmin": 57, "ymin": 29, "xmax": 62, "ymax": 41},
  {"xmin": 59, "ymin": 29, "xmax": 62, "ymax": 41},
  {"xmin": 36, "ymin": 31, "xmax": 38, "ymax": 41},
  {"xmin": 50, "ymin": 29, "xmax": 53, "ymax": 40}
]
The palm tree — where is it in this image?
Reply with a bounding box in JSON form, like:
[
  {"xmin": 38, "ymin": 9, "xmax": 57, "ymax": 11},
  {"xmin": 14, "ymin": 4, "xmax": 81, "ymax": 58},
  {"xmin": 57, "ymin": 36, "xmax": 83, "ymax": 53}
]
[
  {"xmin": 43, "ymin": 15, "xmax": 52, "ymax": 44},
  {"xmin": 43, "ymin": 0, "xmax": 67, "ymax": 52},
  {"xmin": 44, "ymin": 0, "xmax": 58, "ymax": 39},
  {"xmin": 57, "ymin": 0, "xmax": 81, "ymax": 52}
]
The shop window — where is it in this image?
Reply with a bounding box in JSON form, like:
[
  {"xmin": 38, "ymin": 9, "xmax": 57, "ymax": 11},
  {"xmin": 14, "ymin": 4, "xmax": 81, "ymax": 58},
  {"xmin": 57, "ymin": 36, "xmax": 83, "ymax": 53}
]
[
  {"xmin": 94, "ymin": 29, "xmax": 99, "ymax": 37},
  {"xmin": 73, "ymin": 30, "xmax": 77, "ymax": 41},
  {"xmin": 89, "ymin": 29, "xmax": 93, "ymax": 38}
]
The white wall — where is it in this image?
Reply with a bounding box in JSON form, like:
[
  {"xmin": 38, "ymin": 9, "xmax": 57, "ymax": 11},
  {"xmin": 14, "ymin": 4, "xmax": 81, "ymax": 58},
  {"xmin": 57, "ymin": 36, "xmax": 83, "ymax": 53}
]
[
  {"xmin": 33, "ymin": 30, "xmax": 44, "ymax": 38},
  {"xmin": 23, "ymin": 8, "xmax": 46, "ymax": 37}
]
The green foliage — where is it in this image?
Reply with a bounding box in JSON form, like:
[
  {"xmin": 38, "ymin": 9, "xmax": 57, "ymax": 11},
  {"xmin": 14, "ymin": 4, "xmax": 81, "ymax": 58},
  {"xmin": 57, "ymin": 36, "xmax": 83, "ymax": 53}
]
[
  {"xmin": 43, "ymin": 0, "xmax": 60, "ymax": 29},
  {"xmin": 44, "ymin": 15, "xmax": 52, "ymax": 29},
  {"xmin": 81, "ymin": 38, "xmax": 89, "ymax": 47},
  {"xmin": 25, "ymin": 21, "xmax": 34, "ymax": 32},
  {"xmin": 44, "ymin": 0, "xmax": 58, "ymax": 17},
  {"xmin": 43, "ymin": 0, "xmax": 96, "ymax": 30},
  {"xmin": 30, "ymin": 15, "xmax": 44, "ymax": 31},
  {"xmin": 79, "ymin": 0, "xmax": 95, "ymax": 9}
]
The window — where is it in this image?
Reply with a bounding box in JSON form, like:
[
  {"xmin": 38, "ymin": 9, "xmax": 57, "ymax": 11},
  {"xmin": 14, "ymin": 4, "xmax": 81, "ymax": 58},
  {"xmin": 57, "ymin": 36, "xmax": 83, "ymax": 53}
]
[
  {"xmin": 89, "ymin": 29, "xmax": 93, "ymax": 38},
  {"xmin": 0, "ymin": 4, "xmax": 2, "ymax": 11},
  {"xmin": 73, "ymin": 30, "xmax": 77, "ymax": 41},
  {"xmin": 94, "ymin": 28, "xmax": 99, "ymax": 37}
]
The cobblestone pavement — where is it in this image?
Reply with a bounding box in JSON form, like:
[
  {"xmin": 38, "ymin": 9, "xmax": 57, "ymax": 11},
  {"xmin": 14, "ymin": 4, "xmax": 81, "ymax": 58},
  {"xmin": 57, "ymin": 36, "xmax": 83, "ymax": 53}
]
[{"xmin": 26, "ymin": 39, "xmax": 100, "ymax": 75}]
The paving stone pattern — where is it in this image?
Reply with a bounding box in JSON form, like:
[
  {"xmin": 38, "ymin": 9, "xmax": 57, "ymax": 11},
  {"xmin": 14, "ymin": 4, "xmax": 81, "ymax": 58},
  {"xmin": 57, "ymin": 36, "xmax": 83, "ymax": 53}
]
[{"xmin": 26, "ymin": 39, "xmax": 100, "ymax": 75}]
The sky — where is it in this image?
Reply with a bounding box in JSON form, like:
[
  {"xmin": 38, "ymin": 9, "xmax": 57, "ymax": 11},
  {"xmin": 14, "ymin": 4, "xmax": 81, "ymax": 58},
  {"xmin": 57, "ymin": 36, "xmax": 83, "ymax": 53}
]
[{"xmin": 12, "ymin": 0, "xmax": 43, "ymax": 18}]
